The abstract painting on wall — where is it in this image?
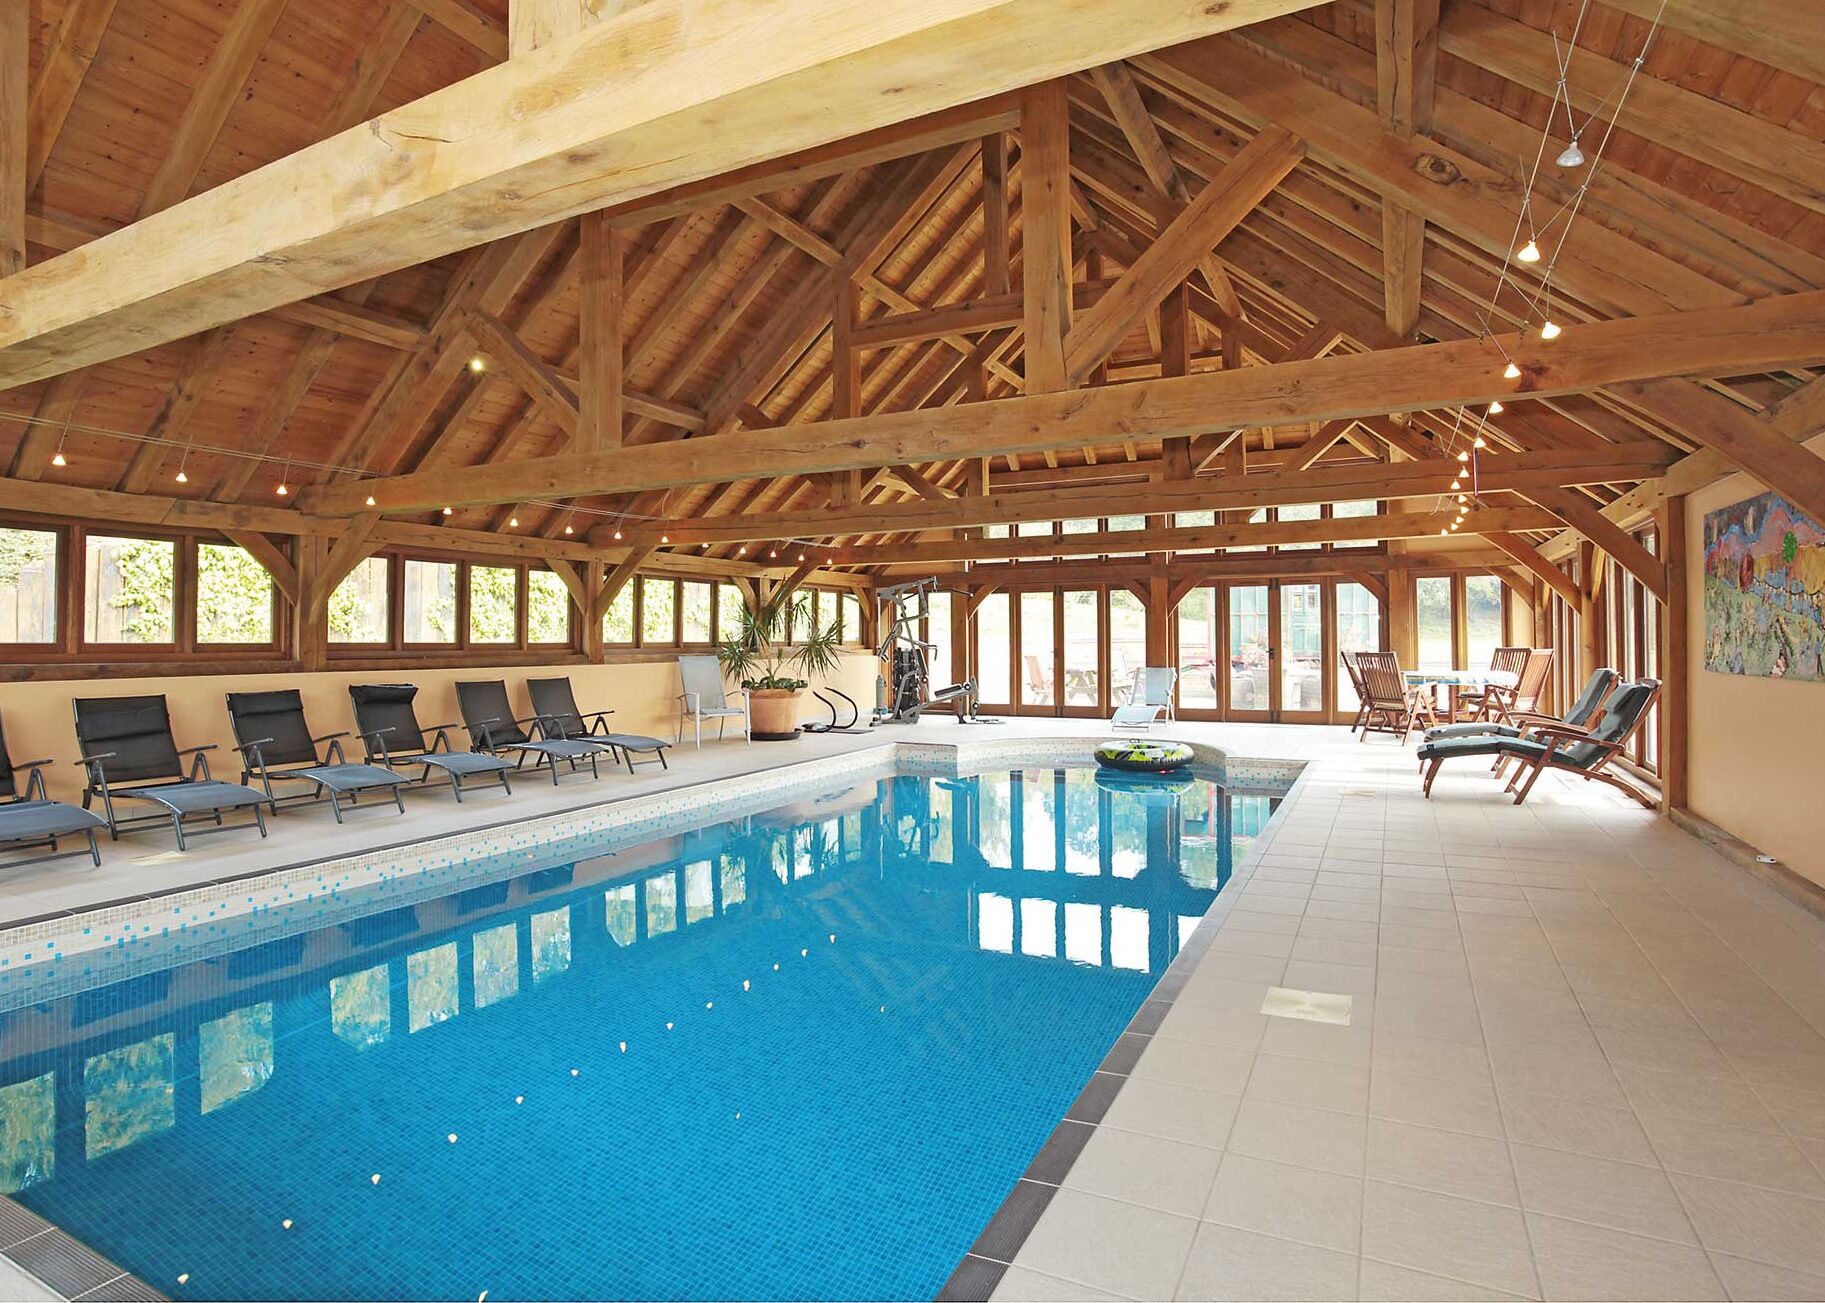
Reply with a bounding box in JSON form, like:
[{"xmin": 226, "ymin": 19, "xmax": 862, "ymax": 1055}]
[{"xmin": 1703, "ymin": 491, "xmax": 1825, "ymax": 682}]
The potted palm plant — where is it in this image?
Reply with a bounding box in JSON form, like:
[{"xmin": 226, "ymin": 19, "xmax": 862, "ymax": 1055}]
[{"xmin": 716, "ymin": 592, "xmax": 844, "ymax": 740}]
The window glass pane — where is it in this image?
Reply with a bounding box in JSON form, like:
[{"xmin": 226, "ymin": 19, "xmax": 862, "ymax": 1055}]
[
  {"xmin": 646, "ymin": 872, "xmax": 678, "ymax": 937},
  {"xmin": 685, "ymin": 861, "xmax": 715, "ymax": 924},
  {"xmin": 0, "ymin": 1075, "xmax": 55, "ymax": 1193},
  {"xmin": 641, "ymin": 577, "xmax": 676, "ymax": 644},
  {"xmin": 1335, "ymin": 582, "xmax": 1381, "ymax": 712},
  {"xmin": 1465, "ymin": 575, "xmax": 1504, "ymax": 669},
  {"xmin": 841, "ymin": 593, "xmax": 861, "ymax": 644},
  {"xmin": 682, "ymin": 580, "xmax": 715, "ymax": 642},
  {"xmin": 407, "ymin": 943, "xmax": 458, "ymax": 1032},
  {"xmin": 976, "ymin": 592, "xmax": 1010, "ymax": 703},
  {"xmin": 200, "ymin": 1003, "xmax": 272, "ymax": 1114},
  {"xmin": 472, "ymin": 923, "xmax": 519, "ymax": 1008},
  {"xmin": 84, "ymin": 1034, "xmax": 174, "ymax": 1160},
  {"xmin": 1331, "ymin": 499, "xmax": 1378, "ymax": 550},
  {"xmin": 1229, "ymin": 585, "xmax": 1270, "ymax": 711},
  {"xmin": 716, "ymin": 584, "xmax": 746, "ymax": 642},
  {"xmin": 984, "ymin": 524, "xmax": 1010, "ymax": 539},
  {"xmin": 531, "ymin": 908, "xmax": 570, "ymax": 983},
  {"xmin": 1061, "ymin": 518, "xmax": 1098, "ymax": 535},
  {"xmin": 1416, "ymin": 576, "xmax": 1454, "ymax": 671},
  {"xmin": 1105, "ymin": 514, "xmax": 1146, "ymax": 560},
  {"xmin": 330, "ymin": 965, "xmax": 390, "ymax": 1050},
  {"xmin": 84, "ymin": 534, "xmax": 174, "ymax": 643},
  {"xmin": 1020, "ymin": 591, "xmax": 1056, "ymax": 708},
  {"xmin": 1108, "ymin": 589, "xmax": 1148, "ymax": 689},
  {"xmin": 602, "ymin": 581, "xmax": 635, "ymax": 644},
  {"xmin": 1062, "ymin": 590, "xmax": 1099, "ymax": 708},
  {"xmin": 1173, "ymin": 510, "xmax": 1217, "ymax": 557},
  {"xmin": 1177, "ymin": 587, "xmax": 1218, "ymax": 709},
  {"xmin": 926, "ymin": 591, "xmax": 953, "ymax": 689},
  {"xmin": 196, "ymin": 543, "xmax": 274, "ymax": 643},
  {"xmin": 605, "ymin": 885, "xmax": 637, "ymax": 946},
  {"xmin": 1281, "ymin": 582, "xmax": 1324, "ymax": 712},
  {"xmin": 817, "ymin": 590, "xmax": 839, "ymax": 638},
  {"xmin": 0, "ymin": 528, "xmax": 57, "ymax": 643},
  {"xmin": 469, "ymin": 565, "xmax": 518, "ymax": 643},
  {"xmin": 526, "ymin": 571, "xmax": 572, "ymax": 644},
  {"xmin": 403, "ymin": 560, "xmax": 457, "ymax": 644},
  {"xmin": 328, "ymin": 556, "xmax": 389, "ymax": 644},
  {"xmin": 1277, "ymin": 502, "xmax": 1322, "ymax": 552}
]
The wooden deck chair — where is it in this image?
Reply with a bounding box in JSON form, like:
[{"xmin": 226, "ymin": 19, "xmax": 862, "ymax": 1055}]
[
  {"xmin": 1355, "ymin": 652, "xmax": 1436, "ymax": 743},
  {"xmin": 1457, "ymin": 647, "xmax": 1530, "ymax": 722},
  {"xmin": 1340, "ymin": 651, "xmax": 1370, "ymax": 735}
]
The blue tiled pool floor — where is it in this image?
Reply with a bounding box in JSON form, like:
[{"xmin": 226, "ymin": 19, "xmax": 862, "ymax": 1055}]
[{"xmin": 0, "ymin": 766, "xmax": 1277, "ymax": 1300}]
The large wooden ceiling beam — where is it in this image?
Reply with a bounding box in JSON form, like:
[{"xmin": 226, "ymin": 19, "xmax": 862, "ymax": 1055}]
[
  {"xmin": 303, "ymin": 291, "xmax": 1825, "ymax": 516},
  {"xmin": 0, "ymin": 0, "xmax": 1315, "ymax": 389},
  {"xmin": 1021, "ymin": 82, "xmax": 1074, "ymax": 395},
  {"xmin": 839, "ymin": 505, "xmax": 1557, "ymax": 564},
  {"xmin": 1485, "ymin": 531, "xmax": 1579, "ymax": 608},
  {"xmin": 1063, "ymin": 125, "xmax": 1303, "ymax": 385},
  {"xmin": 576, "ymin": 213, "xmax": 624, "ymax": 452},
  {"xmin": 1373, "ymin": 0, "xmax": 1438, "ymax": 340},
  {"xmin": 1527, "ymin": 485, "xmax": 1667, "ymax": 602},
  {"xmin": 0, "ymin": 0, "xmax": 23, "ymax": 278},
  {"xmin": 615, "ymin": 446, "xmax": 1674, "ymax": 545}
]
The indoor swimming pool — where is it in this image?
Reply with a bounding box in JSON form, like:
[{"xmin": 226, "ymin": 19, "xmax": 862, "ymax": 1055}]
[{"xmin": 0, "ymin": 764, "xmax": 1283, "ymax": 1300}]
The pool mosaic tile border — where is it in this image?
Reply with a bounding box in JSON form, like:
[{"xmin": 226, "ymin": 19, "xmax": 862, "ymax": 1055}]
[{"xmin": 0, "ymin": 735, "xmax": 1303, "ymax": 1303}]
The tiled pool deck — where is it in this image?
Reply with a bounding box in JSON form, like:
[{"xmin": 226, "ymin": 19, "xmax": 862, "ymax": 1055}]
[{"xmin": 5, "ymin": 720, "xmax": 1825, "ymax": 1300}]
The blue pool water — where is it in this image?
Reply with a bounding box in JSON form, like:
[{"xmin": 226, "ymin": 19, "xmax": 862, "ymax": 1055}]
[{"xmin": 0, "ymin": 766, "xmax": 1279, "ymax": 1300}]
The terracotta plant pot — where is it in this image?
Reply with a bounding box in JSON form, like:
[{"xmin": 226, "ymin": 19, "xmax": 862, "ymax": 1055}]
[{"xmin": 747, "ymin": 688, "xmax": 804, "ymax": 740}]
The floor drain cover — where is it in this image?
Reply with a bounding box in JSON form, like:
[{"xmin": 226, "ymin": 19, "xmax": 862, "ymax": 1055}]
[{"xmin": 1261, "ymin": 986, "xmax": 1353, "ymax": 1025}]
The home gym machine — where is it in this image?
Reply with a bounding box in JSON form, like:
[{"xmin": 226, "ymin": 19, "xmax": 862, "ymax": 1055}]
[{"xmin": 872, "ymin": 578, "xmax": 998, "ymax": 724}]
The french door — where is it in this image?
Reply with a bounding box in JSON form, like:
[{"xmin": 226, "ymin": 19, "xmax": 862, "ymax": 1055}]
[{"xmin": 1179, "ymin": 580, "xmax": 1381, "ymax": 724}]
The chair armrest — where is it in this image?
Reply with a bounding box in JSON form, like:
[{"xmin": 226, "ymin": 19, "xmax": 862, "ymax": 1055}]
[
  {"xmin": 176, "ymin": 743, "xmax": 219, "ymax": 757},
  {"xmin": 426, "ymin": 721, "xmax": 460, "ymax": 734},
  {"xmin": 14, "ymin": 757, "xmax": 54, "ymax": 771},
  {"xmin": 311, "ymin": 730, "xmax": 351, "ymax": 744},
  {"xmin": 357, "ymin": 727, "xmax": 394, "ymax": 763},
  {"xmin": 427, "ymin": 725, "xmax": 455, "ymax": 754},
  {"xmin": 78, "ymin": 751, "xmax": 118, "ymax": 766},
  {"xmin": 679, "ymin": 691, "xmax": 700, "ymax": 710},
  {"xmin": 581, "ymin": 709, "xmax": 614, "ymax": 722},
  {"xmin": 233, "ymin": 737, "xmax": 276, "ymax": 755},
  {"xmin": 22, "ymin": 767, "xmax": 50, "ymax": 802}
]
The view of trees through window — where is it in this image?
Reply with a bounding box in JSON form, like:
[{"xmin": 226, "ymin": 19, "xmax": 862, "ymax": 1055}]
[
  {"xmin": 196, "ymin": 544, "xmax": 274, "ymax": 644},
  {"xmin": 0, "ymin": 528, "xmax": 57, "ymax": 643}
]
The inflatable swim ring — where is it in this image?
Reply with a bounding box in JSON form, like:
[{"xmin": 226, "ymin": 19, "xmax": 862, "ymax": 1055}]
[{"xmin": 1094, "ymin": 739, "xmax": 1195, "ymax": 774}]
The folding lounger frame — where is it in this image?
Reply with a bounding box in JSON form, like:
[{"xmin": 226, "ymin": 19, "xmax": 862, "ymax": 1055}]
[
  {"xmin": 0, "ymin": 714, "xmax": 105, "ymax": 868},
  {"xmin": 349, "ymin": 684, "xmax": 515, "ymax": 802},
  {"xmin": 73, "ymin": 696, "xmax": 270, "ymax": 851},
  {"xmin": 226, "ymin": 689, "xmax": 409, "ymax": 822},
  {"xmin": 457, "ymin": 680, "xmax": 609, "ymax": 786},
  {"xmin": 525, "ymin": 677, "xmax": 672, "ymax": 773}
]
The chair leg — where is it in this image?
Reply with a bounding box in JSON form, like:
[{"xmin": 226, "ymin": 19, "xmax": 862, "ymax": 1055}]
[
  {"xmin": 392, "ymin": 785, "xmax": 406, "ymax": 815},
  {"xmin": 499, "ymin": 769, "xmax": 513, "ymax": 796},
  {"xmin": 1512, "ymin": 758, "xmax": 1550, "ymax": 805},
  {"xmin": 172, "ymin": 811, "xmax": 188, "ymax": 853},
  {"xmin": 450, "ymin": 770, "xmax": 465, "ymax": 803},
  {"xmin": 328, "ymin": 789, "xmax": 345, "ymax": 824},
  {"xmin": 252, "ymin": 804, "xmax": 268, "ymax": 839},
  {"xmin": 1423, "ymin": 757, "xmax": 1442, "ymax": 797}
]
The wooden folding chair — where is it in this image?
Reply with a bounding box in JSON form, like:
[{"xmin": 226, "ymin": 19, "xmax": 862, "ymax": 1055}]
[
  {"xmin": 1340, "ymin": 650, "xmax": 1370, "ymax": 735},
  {"xmin": 1355, "ymin": 652, "xmax": 1437, "ymax": 743}
]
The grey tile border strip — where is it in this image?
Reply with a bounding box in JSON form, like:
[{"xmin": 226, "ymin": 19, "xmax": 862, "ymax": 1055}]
[
  {"xmin": 0, "ymin": 1202, "xmax": 166, "ymax": 1303},
  {"xmin": 933, "ymin": 759, "xmax": 1307, "ymax": 1301}
]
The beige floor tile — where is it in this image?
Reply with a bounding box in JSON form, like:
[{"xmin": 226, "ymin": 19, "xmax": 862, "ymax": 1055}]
[
  {"xmin": 1177, "ymin": 972, "xmax": 1280, "ymax": 1013},
  {"xmin": 1613, "ymin": 1064, "xmax": 1782, "ymax": 1134},
  {"xmin": 1707, "ymin": 1252, "xmax": 1825, "ymax": 1302},
  {"xmin": 1244, "ymin": 1053, "xmax": 1371, "ymax": 1115},
  {"xmin": 1488, "ymin": 1046, "xmax": 1629, "ymax": 1109},
  {"xmin": 1154, "ymin": 1004, "xmax": 1269, "ymax": 1054},
  {"xmin": 1577, "ymin": 992, "xmax": 1705, "ymax": 1040},
  {"xmin": 1372, "ymin": 993, "xmax": 1485, "ymax": 1046},
  {"xmin": 1187, "ymin": 950, "xmax": 1291, "ymax": 985},
  {"xmin": 1202, "ymin": 1153, "xmax": 1364, "ymax": 1254},
  {"xmin": 1525, "ymin": 1214, "xmax": 1725, "ymax": 1301},
  {"xmin": 1596, "ymin": 1027, "xmax": 1739, "ymax": 1081},
  {"xmin": 1129, "ymin": 1037, "xmax": 1255, "ymax": 1096},
  {"xmin": 1371, "ymin": 1029, "xmax": 1492, "ymax": 1087},
  {"xmin": 1227, "ymin": 1097, "xmax": 1367, "ymax": 1177},
  {"xmin": 1281, "ymin": 960, "xmax": 1377, "ymax": 998},
  {"xmin": 1638, "ymin": 1111, "xmax": 1825, "ymax": 1197},
  {"xmin": 1510, "ymin": 1143, "xmax": 1697, "ymax": 1244},
  {"xmin": 1376, "ymin": 967, "xmax": 1477, "ymax": 1009},
  {"xmin": 1259, "ymin": 1015, "xmax": 1373, "ymax": 1067},
  {"xmin": 1366, "ymin": 1118, "xmax": 1519, "ymax": 1205},
  {"xmin": 1174, "ymin": 1222, "xmax": 1359, "ymax": 1301},
  {"xmin": 1357, "ymin": 1259, "xmax": 1528, "ymax": 1301},
  {"xmin": 1499, "ymin": 1091, "xmax": 1657, "ymax": 1165},
  {"xmin": 992, "ymin": 1265, "xmax": 1130, "ymax": 1302},
  {"xmin": 1226, "ymin": 909, "xmax": 1305, "ymax": 937},
  {"xmin": 1379, "ymin": 923, "xmax": 1465, "ymax": 953},
  {"xmin": 1751, "ymin": 1084, "xmax": 1825, "ymax": 1142},
  {"xmin": 1292, "ymin": 936, "xmax": 1379, "ymax": 968},
  {"xmin": 1211, "ymin": 928, "xmax": 1296, "ymax": 960},
  {"xmin": 1099, "ymin": 1079, "xmax": 1242, "ymax": 1150},
  {"xmin": 1370, "ymin": 1064, "xmax": 1505, "ymax": 1138},
  {"xmin": 1305, "ymin": 899, "xmax": 1379, "ymax": 923},
  {"xmin": 1299, "ymin": 917, "xmax": 1382, "ymax": 945},
  {"xmin": 1360, "ymin": 1180, "xmax": 1539, "ymax": 1298},
  {"xmin": 1012, "ymin": 1189, "xmax": 1199, "ymax": 1302},
  {"xmin": 1061, "ymin": 1127, "xmax": 1225, "ymax": 1218},
  {"xmin": 1671, "ymin": 1173, "xmax": 1825, "ymax": 1277},
  {"xmin": 1234, "ymin": 893, "xmax": 1309, "ymax": 917}
]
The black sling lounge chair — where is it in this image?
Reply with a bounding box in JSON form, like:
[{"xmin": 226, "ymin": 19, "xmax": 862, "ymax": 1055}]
[
  {"xmin": 455, "ymin": 680, "xmax": 608, "ymax": 786},
  {"xmin": 526, "ymin": 677, "xmax": 671, "ymax": 773},
  {"xmin": 225, "ymin": 690, "xmax": 410, "ymax": 822},
  {"xmin": 72, "ymin": 696, "xmax": 270, "ymax": 850},
  {"xmin": 348, "ymin": 684, "xmax": 515, "ymax": 802},
  {"xmin": 1418, "ymin": 679, "xmax": 1662, "ymax": 807},
  {"xmin": 1423, "ymin": 667, "xmax": 1619, "ymax": 744},
  {"xmin": 0, "ymin": 712, "xmax": 106, "ymax": 868}
]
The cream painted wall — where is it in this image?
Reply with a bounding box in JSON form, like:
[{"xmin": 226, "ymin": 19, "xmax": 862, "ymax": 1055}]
[
  {"xmin": 1685, "ymin": 432, "xmax": 1825, "ymax": 891},
  {"xmin": 0, "ymin": 652, "xmax": 883, "ymax": 804}
]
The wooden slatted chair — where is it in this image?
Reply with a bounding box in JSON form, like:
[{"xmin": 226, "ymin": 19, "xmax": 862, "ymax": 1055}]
[
  {"xmin": 1355, "ymin": 652, "xmax": 1437, "ymax": 743},
  {"xmin": 1340, "ymin": 650, "xmax": 1370, "ymax": 735},
  {"xmin": 1457, "ymin": 647, "xmax": 1530, "ymax": 722}
]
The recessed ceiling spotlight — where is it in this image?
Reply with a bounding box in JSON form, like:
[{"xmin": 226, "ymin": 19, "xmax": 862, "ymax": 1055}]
[{"xmin": 469, "ymin": 356, "xmax": 486, "ymax": 373}]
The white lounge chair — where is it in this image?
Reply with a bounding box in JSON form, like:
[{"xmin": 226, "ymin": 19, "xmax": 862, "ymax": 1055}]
[
  {"xmin": 1110, "ymin": 666, "xmax": 1177, "ymax": 730},
  {"xmin": 677, "ymin": 655, "xmax": 750, "ymax": 747}
]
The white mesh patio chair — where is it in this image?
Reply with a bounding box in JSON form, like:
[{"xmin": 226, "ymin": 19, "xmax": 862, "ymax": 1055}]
[
  {"xmin": 677, "ymin": 655, "xmax": 750, "ymax": 747},
  {"xmin": 1110, "ymin": 666, "xmax": 1177, "ymax": 731}
]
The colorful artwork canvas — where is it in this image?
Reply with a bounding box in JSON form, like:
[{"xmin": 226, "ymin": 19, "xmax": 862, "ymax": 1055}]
[{"xmin": 1703, "ymin": 491, "xmax": 1825, "ymax": 682}]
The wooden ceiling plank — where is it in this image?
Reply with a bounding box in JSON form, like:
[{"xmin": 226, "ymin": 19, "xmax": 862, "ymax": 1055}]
[
  {"xmin": 23, "ymin": 0, "xmax": 121, "ymax": 195},
  {"xmin": 1, "ymin": 0, "xmax": 23, "ymax": 277},
  {"xmin": 576, "ymin": 212, "xmax": 624, "ymax": 451},
  {"xmin": 1438, "ymin": 5, "xmax": 1825, "ymax": 220},
  {"xmin": 405, "ymin": 0, "xmax": 507, "ymax": 61},
  {"xmin": 1021, "ymin": 81, "xmax": 1074, "ymax": 395}
]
